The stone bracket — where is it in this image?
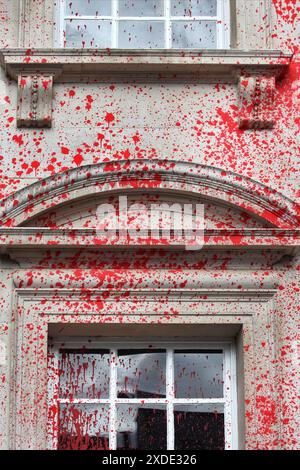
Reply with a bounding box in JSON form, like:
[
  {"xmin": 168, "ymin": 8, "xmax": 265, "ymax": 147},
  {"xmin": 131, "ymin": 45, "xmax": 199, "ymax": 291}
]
[
  {"xmin": 238, "ymin": 75, "xmax": 276, "ymax": 130},
  {"xmin": 17, "ymin": 74, "xmax": 53, "ymax": 128}
]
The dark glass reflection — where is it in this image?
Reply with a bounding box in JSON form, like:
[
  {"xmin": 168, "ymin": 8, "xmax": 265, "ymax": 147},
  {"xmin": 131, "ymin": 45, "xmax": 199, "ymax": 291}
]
[
  {"xmin": 174, "ymin": 404, "xmax": 225, "ymax": 450},
  {"xmin": 117, "ymin": 349, "xmax": 166, "ymax": 398},
  {"xmin": 117, "ymin": 404, "xmax": 167, "ymax": 450},
  {"xmin": 58, "ymin": 404, "xmax": 109, "ymax": 450},
  {"xmin": 174, "ymin": 350, "xmax": 223, "ymax": 398}
]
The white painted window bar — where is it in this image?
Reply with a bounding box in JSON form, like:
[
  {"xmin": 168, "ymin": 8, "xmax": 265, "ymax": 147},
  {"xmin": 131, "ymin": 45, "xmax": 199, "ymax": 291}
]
[
  {"xmin": 56, "ymin": 0, "xmax": 230, "ymax": 49},
  {"xmin": 48, "ymin": 339, "xmax": 237, "ymax": 450}
]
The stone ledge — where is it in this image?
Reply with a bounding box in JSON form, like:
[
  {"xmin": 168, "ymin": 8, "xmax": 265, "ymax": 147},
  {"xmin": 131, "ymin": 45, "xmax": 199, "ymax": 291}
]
[{"xmin": 0, "ymin": 48, "xmax": 292, "ymax": 81}]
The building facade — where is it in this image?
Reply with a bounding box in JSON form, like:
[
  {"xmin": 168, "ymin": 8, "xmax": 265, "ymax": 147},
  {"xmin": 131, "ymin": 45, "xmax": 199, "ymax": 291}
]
[{"xmin": 0, "ymin": 0, "xmax": 299, "ymax": 450}]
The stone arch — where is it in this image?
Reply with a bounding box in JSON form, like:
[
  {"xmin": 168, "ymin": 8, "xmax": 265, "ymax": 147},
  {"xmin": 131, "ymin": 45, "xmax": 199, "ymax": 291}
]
[{"xmin": 0, "ymin": 160, "xmax": 299, "ymax": 228}]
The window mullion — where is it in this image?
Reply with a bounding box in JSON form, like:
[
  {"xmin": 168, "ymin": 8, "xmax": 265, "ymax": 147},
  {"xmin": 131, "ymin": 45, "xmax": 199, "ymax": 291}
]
[
  {"xmin": 64, "ymin": 16, "xmax": 112, "ymax": 20},
  {"xmin": 47, "ymin": 346, "xmax": 59, "ymax": 449},
  {"xmin": 60, "ymin": 0, "xmax": 66, "ymax": 48},
  {"xmin": 166, "ymin": 349, "xmax": 174, "ymax": 450},
  {"xmin": 109, "ymin": 349, "xmax": 117, "ymax": 450},
  {"xmin": 58, "ymin": 398, "xmax": 111, "ymax": 404},
  {"xmin": 112, "ymin": 0, "xmax": 118, "ymax": 48},
  {"xmin": 216, "ymin": 0, "xmax": 225, "ymax": 49},
  {"xmin": 230, "ymin": 342, "xmax": 238, "ymax": 450},
  {"xmin": 223, "ymin": 0, "xmax": 231, "ymax": 49},
  {"xmin": 165, "ymin": 0, "xmax": 171, "ymax": 49},
  {"xmin": 223, "ymin": 345, "xmax": 233, "ymax": 450}
]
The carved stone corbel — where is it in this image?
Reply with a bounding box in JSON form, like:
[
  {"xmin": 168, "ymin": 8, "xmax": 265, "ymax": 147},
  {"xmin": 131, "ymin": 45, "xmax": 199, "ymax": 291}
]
[
  {"xmin": 17, "ymin": 74, "xmax": 53, "ymax": 128},
  {"xmin": 238, "ymin": 75, "xmax": 276, "ymax": 130}
]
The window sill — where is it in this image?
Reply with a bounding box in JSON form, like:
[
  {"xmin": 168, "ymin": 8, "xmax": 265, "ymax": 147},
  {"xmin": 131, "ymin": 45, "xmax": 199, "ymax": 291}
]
[{"xmin": 0, "ymin": 48, "xmax": 292, "ymax": 82}]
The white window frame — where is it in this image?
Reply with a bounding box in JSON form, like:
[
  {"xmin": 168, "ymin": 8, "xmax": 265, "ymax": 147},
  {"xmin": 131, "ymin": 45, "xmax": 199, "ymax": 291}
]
[
  {"xmin": 48, "ymin": 337, "xmax": 238, "ymax": 450},
  {"xmin": 55, "ymin": 0, "xmax": 230, "ymax": 49}
]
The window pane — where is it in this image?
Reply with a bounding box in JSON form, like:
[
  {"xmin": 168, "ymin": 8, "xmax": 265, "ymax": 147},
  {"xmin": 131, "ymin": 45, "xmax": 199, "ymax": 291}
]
[
  {"xmin": 118, "ymin": 20, "xmax": 165, "ymax": 48},
  {"xmin": 174, "ymin": 350, "xmax": 223, "ymax": 398},
  {"xmin": 59, "ymin": 350, "xmax": 110, "ymax": 399},
  {"xmin": 172, "ymin": 20, "xmax": 217, "ymax": 48},
  {"xmin": 171, "ymin": 0, "xmax": 217, "ymax": 16},
  {"xmin": 174, "ymin": 403, "xmax": 224, "ymax": 450},
  {"xmin": 58, "ymin": 404, "xmax": 109, "ymax": 450},
  {"xmin": 117, "ymin": 349, "xmax": 166, "ymax": 398},
  {"xmin": 65, "ymin": 19, "xmax": 112, "ymax": 48},
  {"xmin": 66, "ymin": 0, "xmax": 111, "ymax": 16},
  {"xmin": 116, "ymin": 403, "xmax": 167, "ymax": 450},
  {"xmin": 118, "ymin": 0, "xmax": 164, "ymax": 16}
]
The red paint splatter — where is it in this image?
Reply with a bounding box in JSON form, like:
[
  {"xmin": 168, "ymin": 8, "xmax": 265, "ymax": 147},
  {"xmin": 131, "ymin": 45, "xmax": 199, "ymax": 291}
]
[
  {"xmin": 12, "ymin": 135, "xmax": 24, "ymax": 146},
  {"xmin": 104, "ymin": 112, "xmax": 115, "ymax": 124},
  {"xmin": 61, "ymin": 147, "xmax": 70, "ymax": 155},
  {"xmin": 73, "ymin": 154, "xmax": 84, "ymax": 166}
]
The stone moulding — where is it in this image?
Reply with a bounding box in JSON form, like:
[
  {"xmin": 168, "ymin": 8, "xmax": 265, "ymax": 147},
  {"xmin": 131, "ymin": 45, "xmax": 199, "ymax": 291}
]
[
  {"xmin": 13, "ymin": 287, "xmax": 277, "ymax": 303},
  {"xmin": 0, "ymin": 160, "xmax": 299, "ymax": 230},
  {"xmin": 0, "ymin": 228, "xmax": 299, "ymax": 251},
  {"xmin": 9, "ymin": 268, "xmax": 279, "ymax": 449},
  {"xmin": 0, "ymin": 49, "xmax": 292, "ymax": 128},
  {"xmin": 12, "ymin": 269, "xmax": 279, "ymax": 300}
]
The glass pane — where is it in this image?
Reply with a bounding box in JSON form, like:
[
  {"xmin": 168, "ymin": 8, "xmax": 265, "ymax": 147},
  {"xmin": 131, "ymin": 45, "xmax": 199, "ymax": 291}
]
[
  {"xmin": 58, "ymin": 404, "xmax": 109, "ymax": 450},
  {"xmin": 117, "ymin": 403, "xmax": 167, "ymax": 450},
  {"xmin": 174, "ymin": 403, "xmax": 224, "ymax": 450},
  {"xmin": 65, "ymin": 19, "xmax": 112, "ymax": 48},
  {"xmin": 117, "ymin": 349, "xmax": 166, "ymax": 398},
  {"xmin": 59, "ymin": 349, "xmax": 110, "ymax": 399},
  {"xmin": 118, "ymin": 20, "xmax": 165, "ymax": 48},
  {"xmin": 118, "ymin": 0, "xmax": 164, "ymax": 16},
  {"xmin": 66, "ymin": 0, "xmax": 111, "ymax": 16},
  {"xmin": 171, "ymin": 0, "xmax": 217, "ymax": 16},
  {"xmin": 172, "ymin": 20, "xmax": 217, "ymax": 48},
  {"xmin": 174, "ymin": 350, "xmax": 223, "ymax": 398}
]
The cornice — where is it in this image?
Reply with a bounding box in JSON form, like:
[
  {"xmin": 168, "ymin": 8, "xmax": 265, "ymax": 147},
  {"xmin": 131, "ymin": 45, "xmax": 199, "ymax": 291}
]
[
  {"xmin": 15, "ymin": 288, "xmax": 277, "ymax": 303},
  {"xmin": 0, "ymin": 228, "xmax": 299, "ymax": 250},
  {"xmin": 0, "ymin": 48, "xmax": 292, "ymax": 81}
]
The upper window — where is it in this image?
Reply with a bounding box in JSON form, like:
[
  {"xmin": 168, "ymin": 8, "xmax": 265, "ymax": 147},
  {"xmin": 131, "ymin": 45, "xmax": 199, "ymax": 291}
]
[{"xmin": 56, "ymin": 0, "xmax": 230, "ymax": 49}]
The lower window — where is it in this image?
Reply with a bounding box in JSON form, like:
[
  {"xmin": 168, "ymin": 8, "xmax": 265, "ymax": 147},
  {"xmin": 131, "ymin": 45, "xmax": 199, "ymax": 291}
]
[{"xmin": 48, "ymin": 339, "xmax": 237, "ymax": 450}]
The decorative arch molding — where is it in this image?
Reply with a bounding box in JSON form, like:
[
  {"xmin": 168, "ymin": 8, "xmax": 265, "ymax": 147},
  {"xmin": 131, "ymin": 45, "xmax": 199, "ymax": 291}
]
[{"xmin": 0, "ymin": 160, "xmax": 299, "ymax": 229}]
